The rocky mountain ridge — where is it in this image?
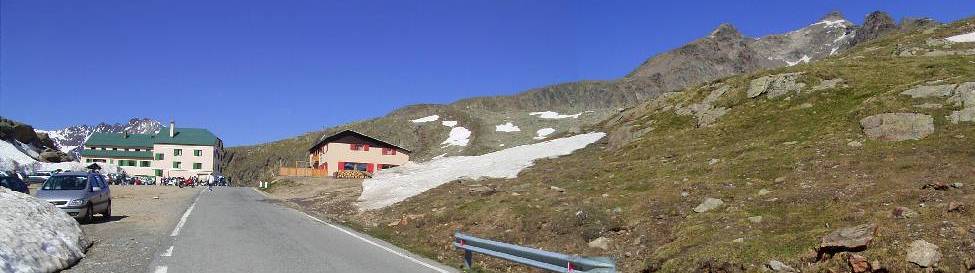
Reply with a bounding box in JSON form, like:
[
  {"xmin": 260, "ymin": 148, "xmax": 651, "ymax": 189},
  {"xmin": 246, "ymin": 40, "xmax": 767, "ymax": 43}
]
[
  {"xmin": 334, "ymin": 15, "xmax": 975, "ymax": 273},
  {"xmin": 222, "ymin": 10, "xmax": 935, "ymax": 184},
  {"xmin": 36, "ymin": 118, "xmax": 162, "ymax": 158}
]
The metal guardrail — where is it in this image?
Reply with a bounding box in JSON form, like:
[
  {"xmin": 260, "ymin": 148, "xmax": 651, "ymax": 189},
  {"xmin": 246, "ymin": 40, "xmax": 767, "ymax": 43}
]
[{"xmin": 453, "ymin": 231, "xmax": 616, "ymax": 273}]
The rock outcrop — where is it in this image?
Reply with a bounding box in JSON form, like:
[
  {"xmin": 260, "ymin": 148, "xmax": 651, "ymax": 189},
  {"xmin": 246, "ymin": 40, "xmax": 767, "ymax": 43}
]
[
  {"xmin": 693, "ymin": 198, "xmax": 724, "ymax": 213},
  {"xmin": 860, "ymin": 113, "xmax": 934, "ymax": 141},
  {"xmin": 906, "ymin": 240, "xmax": 941, "ymax": 268},
  {"xmin": 819, "ymin": 224, "xmax": 877, "ymax": 254},
  {"xmin": 747, "ymin": 73, "xmax": 806, "ymax": 98},
  {"xmin": 852, "ymin": 11, "xmax": 897, "ymax": 45}
]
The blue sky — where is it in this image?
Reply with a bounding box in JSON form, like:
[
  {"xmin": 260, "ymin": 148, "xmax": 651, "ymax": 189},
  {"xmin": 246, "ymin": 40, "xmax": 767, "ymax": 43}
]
[{"xmin": 1, "ymin": 1, "xmax": 972, "ymax": 146}]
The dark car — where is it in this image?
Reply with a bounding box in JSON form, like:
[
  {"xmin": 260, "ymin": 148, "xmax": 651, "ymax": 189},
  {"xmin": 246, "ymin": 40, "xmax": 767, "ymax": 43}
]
[{"xmin": 0, "ymin": 175, "xmax": 30, "ymax": 194}]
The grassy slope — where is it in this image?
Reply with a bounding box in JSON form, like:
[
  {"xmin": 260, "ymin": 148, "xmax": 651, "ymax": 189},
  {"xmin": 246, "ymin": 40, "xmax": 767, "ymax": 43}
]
[{"xmin": 340, "ymin": 19, "xmax": 975, "ymax": 272}]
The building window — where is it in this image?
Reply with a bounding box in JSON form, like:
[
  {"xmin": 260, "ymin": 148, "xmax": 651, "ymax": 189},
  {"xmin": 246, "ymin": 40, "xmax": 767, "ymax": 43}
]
[
  {"xmin": 382, "ymin": 148, "xmax": 397, "ymax": 155},
  {"xmin": 194, "ymin": 149, "xmax": 202, "ymax": 156},
  {"xmin": 174, "ymin": 149, "xmax": 182, "ymax": 156},
  {"xmin": 193, "ymin": 163, "xmax": 202, "ymax": 169},
  {"xmin": 154, "ymin": 169, "xmax": 163, "ymax": 176},
  {"xmin": 380, "ymin": 164, "xmax": 398, "ymax": 170},
  {"xmin": 350, "ymin": 144, "xmax": 363, "ymax": 151},
  {"xmin": 155, "ymin": 153, "xmax": 164, "ymax": 160},
  {"xmin": 112, "ymin": 148, "xmax": 118, "ymax": 151},
  {"xmin": 117, "ymin": 160, "xmax": 138, "ymax": 167},
  {"xmin": 140, "ymin": 161, "xmax": 151, "ymax": 167},
  {"xmin": 173, "ymin": 161, "xmax": 182, "ymax": 169},
  {"xmin": 342, "ymin": 162, "xmax": 369, "ymax": 171}
]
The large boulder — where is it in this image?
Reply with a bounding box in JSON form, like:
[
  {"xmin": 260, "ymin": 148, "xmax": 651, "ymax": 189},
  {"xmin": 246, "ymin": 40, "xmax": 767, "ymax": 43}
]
[
  {"xmin": 819, "ymin": 224, "xmax": 877, "ymax": 254},
  {"xmin": 860, "ymin": 113, "xmax": 934, "ymax": 141},
  {"xmin": 900, "ymin": 84, "xmax": 956, "ymax": 98},
  {"xmin": 747, "ymin": 73, "xmax": 806, "ymax": 99},
  {"xmin": 0, "ymin": 188, "xmax": 88, "ymax": 272},
  {"xmin": 906, "ymin": 240, "xmax": 941, "ymax": 268},
  {"xmin": 693, "ymin": 198, "xmax": 724, "ymax": 213}
]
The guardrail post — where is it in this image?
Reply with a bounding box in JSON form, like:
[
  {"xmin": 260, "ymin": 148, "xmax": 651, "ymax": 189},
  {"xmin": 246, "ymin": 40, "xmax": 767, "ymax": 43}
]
[{"xmin": 463, "ymin": 249, "xmax": 472, "ymax": 270}]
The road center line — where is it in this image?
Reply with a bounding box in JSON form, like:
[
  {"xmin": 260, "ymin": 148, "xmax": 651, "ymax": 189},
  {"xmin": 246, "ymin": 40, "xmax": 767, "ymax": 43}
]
[
  {"xmin": 153, "ymin": 266, "xmax": 168, "ymax": 273},
  {"xmin": 161, "ymin": 246, "xmax": 174, "ymax": 257},
  {"xmin": 170, "ymin": 191, "xmax": 203, "ymax": 237},
  {"xmin": 302, "ymin": 212, "xmax": 450, "ymax": 273}
]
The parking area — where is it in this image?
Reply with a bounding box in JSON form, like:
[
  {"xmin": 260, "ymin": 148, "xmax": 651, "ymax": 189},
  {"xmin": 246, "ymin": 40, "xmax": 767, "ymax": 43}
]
[{"xmin": 31, "ymin": 185, "xmax": 200, "ymax": 273}]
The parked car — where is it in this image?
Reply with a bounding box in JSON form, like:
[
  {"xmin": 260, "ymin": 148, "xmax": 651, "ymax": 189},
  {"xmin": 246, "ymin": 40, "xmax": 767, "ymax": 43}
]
[
  {"xmin": 0, "ymin": 175, "xmax": 29, "ymax": 194},
  {"xmin": 27, "ymin": 171, "xmax": 52, "ymax": 184},
  {"xmin": 35, "ymin": 172, "xmax": 112, "ymax": 223}
]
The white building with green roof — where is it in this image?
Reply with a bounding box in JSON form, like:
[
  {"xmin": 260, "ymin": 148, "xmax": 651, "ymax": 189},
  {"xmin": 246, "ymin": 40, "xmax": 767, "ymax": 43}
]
[{"xmin": 79, "ymin": 122, "xmax": 224, "ymax": 180}]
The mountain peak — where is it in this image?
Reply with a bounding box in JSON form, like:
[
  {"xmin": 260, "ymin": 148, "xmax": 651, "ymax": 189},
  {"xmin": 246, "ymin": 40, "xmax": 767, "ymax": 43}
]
[
  {"xmin": 709, "ymin": 23, "xmax": 742, "ymax": 40},
  {"xmin": 819, "ymin": 11, "xmax": 846, "ymax": 22}
]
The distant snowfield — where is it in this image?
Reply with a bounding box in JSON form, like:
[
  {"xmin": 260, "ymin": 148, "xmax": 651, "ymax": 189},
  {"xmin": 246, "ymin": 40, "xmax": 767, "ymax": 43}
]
[
  {"xmin": 411, "ymin": 115, "xmax": 440, "ymax": 123},
  {"xmin": 533, "ymin": 128, "xmax": 556, "ymax": 140},
  {"xmin": 441, "ymin": 127, "xmax": 472, "ymax": 147},
  {"xmin": 529, "ymin": 111, "xmax": 592, "ymax": 119},
  {"xmin": 495, "ymin": 122, "xmax": 521, "ymax": 132},
  {"xmin": 358, "ymin": 132, "xmax": 606, "ymax": 210},
  {"xmin": 441, "ymin": 120, "xmax": 458, "ymax": 127},
  {"xmin": 946, "ymin": 31, "xmax": 975, "ymax": 43},
  {"xmin": 811, "ymin": 19, "xmax": 849, "ymax": 28}
]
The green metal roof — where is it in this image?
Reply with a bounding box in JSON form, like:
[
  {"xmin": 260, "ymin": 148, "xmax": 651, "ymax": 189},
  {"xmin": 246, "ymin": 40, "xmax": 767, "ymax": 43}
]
[
  {"xmin": 83, "ymin": 127, "xmax": 219, "ymax": 148},
  {"xmin": 153, "ymin": 127, "xmax": 219, "ymax": 146},
  {"xmin": 79, "ymin": 149, "xmax": 153, "ymax": 159},
  {"xmin": 85, "ymin": 133, "xmax": 154, "ymax": 147}
]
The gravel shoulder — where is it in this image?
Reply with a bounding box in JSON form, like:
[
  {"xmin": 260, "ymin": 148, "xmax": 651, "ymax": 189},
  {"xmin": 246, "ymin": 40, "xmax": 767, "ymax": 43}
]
[{"xmin": 42, "ymin": 186, "xmax": 199, "ymax": 273}]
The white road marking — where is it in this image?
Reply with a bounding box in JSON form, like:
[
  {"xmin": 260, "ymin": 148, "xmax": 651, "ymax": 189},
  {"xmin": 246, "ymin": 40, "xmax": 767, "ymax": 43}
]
[
  {"xmin": 252, "ymin": 187, "xmax": 270, "ymax": 198},
  {"xmin": 302, "ymin": 212, "xmax": 450, "ymax": 273},
  {"xmin": 170, "ymin": 192, "xmax": 203, "ymax": 237},
  {"xmin": 153, "ymin": 266, "xmax": 168, "ymax": 273},
  {"xmin": 161, "ymin": 245, "xmax": 174, "ymax": 257}
]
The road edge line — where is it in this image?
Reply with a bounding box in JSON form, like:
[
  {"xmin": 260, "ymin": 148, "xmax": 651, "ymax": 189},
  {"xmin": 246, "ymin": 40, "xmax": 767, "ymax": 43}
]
[
  {"xmin": 169, "ymin": 190, "xmax": 202, "ymax": 237},
  {"xmin": 302, "ymin": 212, "xmax": 452, "ymax": 273}
]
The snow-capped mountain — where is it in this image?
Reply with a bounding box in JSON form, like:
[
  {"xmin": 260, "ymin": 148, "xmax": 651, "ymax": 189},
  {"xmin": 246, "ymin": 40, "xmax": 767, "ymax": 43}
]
[{"xmin": 37, "ymin": 118, "xmax": 162, "ymax": 157}]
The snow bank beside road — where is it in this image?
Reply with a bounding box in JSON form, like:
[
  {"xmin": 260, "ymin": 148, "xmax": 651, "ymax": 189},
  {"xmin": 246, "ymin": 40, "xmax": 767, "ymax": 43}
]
[
  {"xmin": 0, "ymin": 188, "xmax": 88, "ymax": 273},
  {"xmin": 358, "ymin": 132, "xmax": 605, "ymax": 210}
]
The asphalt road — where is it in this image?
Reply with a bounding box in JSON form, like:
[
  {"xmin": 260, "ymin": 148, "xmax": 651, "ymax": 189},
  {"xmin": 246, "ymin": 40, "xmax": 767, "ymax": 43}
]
[{"xmin": 148, "ymin": 187, "xmax": 457, "ymax": 273}]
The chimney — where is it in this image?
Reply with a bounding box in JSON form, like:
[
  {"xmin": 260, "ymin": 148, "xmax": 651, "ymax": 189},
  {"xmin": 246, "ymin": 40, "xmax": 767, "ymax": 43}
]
[{"xmin": 169, "ymin": 121, "xmax": 176, "ymax": 137}]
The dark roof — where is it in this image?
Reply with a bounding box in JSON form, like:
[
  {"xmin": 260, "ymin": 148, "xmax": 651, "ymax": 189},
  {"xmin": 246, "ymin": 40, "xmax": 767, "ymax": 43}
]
[
  {"xmin": 309, "ymin": 130, "xmax": 411, "ymax": 153},
  {"xmin": 79, "ymin": 149, "xmax": 153, "ymax": 159},
  {"xmin": 85, "ymin": 133, "xmax": 154, "ymax": 147},
  {"xmin": 154, "ymin": 127, "xmax": 220, "ymax": 146}
]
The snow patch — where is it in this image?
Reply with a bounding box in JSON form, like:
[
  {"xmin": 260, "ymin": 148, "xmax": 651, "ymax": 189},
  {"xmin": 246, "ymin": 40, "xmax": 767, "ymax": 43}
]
[
  {"xmin": 0, "ymin": 141, "xmax": 39, "ymax": 167},
  {"xmin": 811, "ymin": 19, "xmax": 849, "ymax": 28},
  {"xmin": 411, "ymin": 115, "xmax": 440, "ymax": 123},
  {"xmin": 442, "ymin": 127, "xmax": 471, "ymax": 147},
  {"xmin": 829, "ymin": 47, "xmax": 839, "ymax": 55},
  {"xmin": 358, "ymin": 132, "xmax": 606, "ymax": 210},
  {"xmin": 786, "ymin": 55, "xmax": 811, "ymax": 66},
  {"xmin": 441, "ymin": 120, "xmax": 458, "ymax": 127},
  {"xmin": 528, "ymin": 111, "xmax": 592, "ymax": 119},
  {"xmin": 946, "ymin": 31, "xmax": 975, "ymax": 43},
  {"xmin": 0, "ymin": 188, "xmax": 88, "ymax": 272},
  {"xmin": 495, "ymin": 122, "xmax": 521, "ymax": 132},
  {"xmin": 533, "ymin": 128, "xmax": 556, "ymax": 140}
]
